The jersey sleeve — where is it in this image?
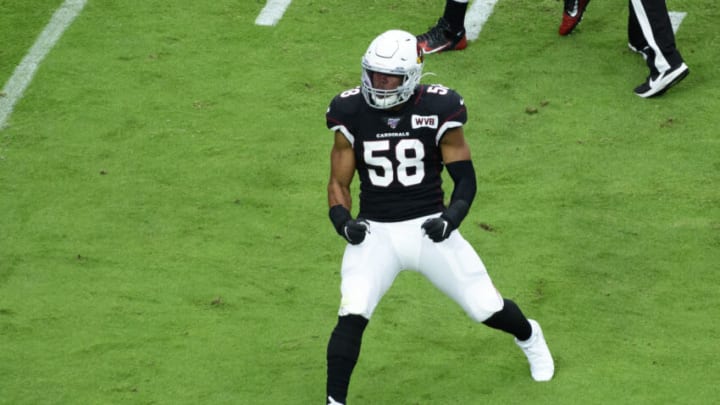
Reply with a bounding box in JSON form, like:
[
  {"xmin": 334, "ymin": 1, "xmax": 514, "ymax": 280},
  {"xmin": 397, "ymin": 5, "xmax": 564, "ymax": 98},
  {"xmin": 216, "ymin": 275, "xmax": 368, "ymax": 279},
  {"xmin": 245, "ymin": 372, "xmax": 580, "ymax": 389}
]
[
  {"xmin": 435, "ymin": 87, "xmax": 467, "ymax": 144},
  {"xmin": 326, "ymin": 87, "xmax": 363, "ymax": 147},
  {"xmin": 417, "ymin": 84, "xmax": 467, "ymax": 145}
]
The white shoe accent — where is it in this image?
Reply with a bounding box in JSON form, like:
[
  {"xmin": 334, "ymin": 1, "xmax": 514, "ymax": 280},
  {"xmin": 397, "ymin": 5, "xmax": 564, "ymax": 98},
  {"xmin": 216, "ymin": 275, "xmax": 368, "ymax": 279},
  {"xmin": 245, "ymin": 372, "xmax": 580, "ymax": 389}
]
[
  {"xmin": 328, "ymin": 396, "xmax": 344, "ymax": 405},
  {"xmin": 515, "ymin": 319, "xmax": 555, "ymax": 381},
  {"xmin": 567, "ymin": 0, "xmax": 580, "ymax": 17},
  {"xmin": 635, "ymin": 63, "xmax": 689, "ymax": 98}
]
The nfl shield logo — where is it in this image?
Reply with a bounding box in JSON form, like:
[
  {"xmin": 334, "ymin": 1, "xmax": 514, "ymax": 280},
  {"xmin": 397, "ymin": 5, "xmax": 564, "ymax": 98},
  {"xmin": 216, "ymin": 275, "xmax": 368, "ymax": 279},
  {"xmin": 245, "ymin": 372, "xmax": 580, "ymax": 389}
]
[{"xmin": 386, "ymin": 118, "xmax": 401, "ymax": 129}]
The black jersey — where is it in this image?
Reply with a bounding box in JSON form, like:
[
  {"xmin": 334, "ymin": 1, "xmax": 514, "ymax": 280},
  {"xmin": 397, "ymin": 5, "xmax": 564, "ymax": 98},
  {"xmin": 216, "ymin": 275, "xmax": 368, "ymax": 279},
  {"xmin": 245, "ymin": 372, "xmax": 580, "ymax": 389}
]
[{"xmin": 326, "ymin": 84, "xmax": 467, "ymax": 222}]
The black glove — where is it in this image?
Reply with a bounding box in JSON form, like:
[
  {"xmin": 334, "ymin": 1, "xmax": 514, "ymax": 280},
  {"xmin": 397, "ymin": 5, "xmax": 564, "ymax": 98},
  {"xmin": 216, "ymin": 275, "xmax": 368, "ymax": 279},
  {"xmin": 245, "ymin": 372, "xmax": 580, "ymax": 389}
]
[
  {"xmin": 422, "ymin": 200, "xmax": 470, "ymax": 243},
  {"xmin": 329, "ymin": 205, "xmax": 369, "ymax": 245},
  {"xmin": 421, "ymin": 216, "xmax": 454, "ymax": 242},
  {"xmin": 341, "ymin": 218, "xmax": 369, "ymax": 245}
]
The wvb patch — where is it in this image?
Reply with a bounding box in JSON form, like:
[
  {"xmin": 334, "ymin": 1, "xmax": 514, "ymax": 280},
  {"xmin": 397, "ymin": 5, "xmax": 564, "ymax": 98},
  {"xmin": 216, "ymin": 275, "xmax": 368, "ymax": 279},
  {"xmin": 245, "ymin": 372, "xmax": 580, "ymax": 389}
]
[{"xmin": 411, "ymin": 114, "xmax": 438, "ymax": 129}]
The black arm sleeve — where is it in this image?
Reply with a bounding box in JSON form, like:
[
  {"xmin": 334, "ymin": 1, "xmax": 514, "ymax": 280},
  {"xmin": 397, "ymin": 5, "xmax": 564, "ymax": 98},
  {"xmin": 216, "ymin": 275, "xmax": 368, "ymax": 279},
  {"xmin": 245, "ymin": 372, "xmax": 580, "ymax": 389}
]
[
  {"xmin": 442, "ymin": 160, "xmax": 477, "ymax": 228},
  {"xmin": 329, "ymin": 205, "xmax": 352, "ymax": 235}
]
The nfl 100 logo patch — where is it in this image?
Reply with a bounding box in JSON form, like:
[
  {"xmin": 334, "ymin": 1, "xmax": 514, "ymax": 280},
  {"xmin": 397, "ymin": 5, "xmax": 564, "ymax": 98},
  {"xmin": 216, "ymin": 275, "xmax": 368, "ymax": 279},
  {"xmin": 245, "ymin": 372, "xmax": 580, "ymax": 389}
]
[{"xmin": 386, "ymin": 117, "xmax": 401, "ymax": 129}]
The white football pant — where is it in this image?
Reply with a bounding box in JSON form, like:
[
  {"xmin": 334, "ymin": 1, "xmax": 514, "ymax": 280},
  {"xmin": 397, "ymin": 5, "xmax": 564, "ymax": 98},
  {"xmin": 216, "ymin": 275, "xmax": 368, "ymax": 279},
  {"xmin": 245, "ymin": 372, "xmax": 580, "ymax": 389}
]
[{"xmin": 337, "ymin": 214, "xmax": 504, "ymax": 322}]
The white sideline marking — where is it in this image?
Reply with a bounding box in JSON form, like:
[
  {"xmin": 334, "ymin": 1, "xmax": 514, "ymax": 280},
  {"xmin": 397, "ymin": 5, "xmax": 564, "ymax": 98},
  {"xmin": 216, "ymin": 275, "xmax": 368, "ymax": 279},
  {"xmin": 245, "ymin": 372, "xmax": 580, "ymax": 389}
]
[
  {"xmin": 0, "ymin": 0, "xmax": 87, "ymax": 130},
  {"xmin": 669, "ymin": 11, "xmax": 686, "ymax": 33},
  {"xmin": 465, "ymin": 0, "xmax": 500, "ymax": 41},
  {"xmin": 255, "ymin": 0, "xmax": 293, "ymax": 27}
]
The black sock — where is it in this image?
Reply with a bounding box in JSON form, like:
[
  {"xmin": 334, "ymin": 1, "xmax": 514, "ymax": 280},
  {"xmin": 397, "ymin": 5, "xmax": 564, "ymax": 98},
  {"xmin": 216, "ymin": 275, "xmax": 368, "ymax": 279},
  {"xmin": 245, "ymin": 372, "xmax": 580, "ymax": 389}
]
[
  {"xmin": 443, "ymin": 0, "xmax": 468, "ymax": 33},
  {"xmin": 482, "ymin": 299, "xmax": 532, "ymax": 341},
  {"xmin": 326, "ymin": 314, "xmax": 369, "ymax": 404}
]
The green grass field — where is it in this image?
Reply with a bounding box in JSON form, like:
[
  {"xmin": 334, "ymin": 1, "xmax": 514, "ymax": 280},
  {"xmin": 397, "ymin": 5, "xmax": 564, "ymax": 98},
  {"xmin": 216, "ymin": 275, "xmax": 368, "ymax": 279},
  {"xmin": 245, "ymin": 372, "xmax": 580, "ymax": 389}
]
[{"xmin": 1, "ymin": 0, "xmax": 718, "ymax": 403}]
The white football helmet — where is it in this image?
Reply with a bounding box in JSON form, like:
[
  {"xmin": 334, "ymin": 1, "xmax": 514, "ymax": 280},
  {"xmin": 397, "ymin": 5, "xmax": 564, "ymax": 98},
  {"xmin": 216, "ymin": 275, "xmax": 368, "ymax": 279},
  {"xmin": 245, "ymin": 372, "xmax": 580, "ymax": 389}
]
[{"xmin": 361, "ymin": 29, "xmax": 424, "ymax": 109}]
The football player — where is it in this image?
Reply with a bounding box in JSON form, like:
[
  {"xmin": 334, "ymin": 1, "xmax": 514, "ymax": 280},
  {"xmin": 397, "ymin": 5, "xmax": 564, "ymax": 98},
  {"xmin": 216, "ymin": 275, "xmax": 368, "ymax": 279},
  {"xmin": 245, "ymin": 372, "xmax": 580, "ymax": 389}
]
[{"xmin": 324, "ymin": 30, "xmax": 554, "ymax": 405}]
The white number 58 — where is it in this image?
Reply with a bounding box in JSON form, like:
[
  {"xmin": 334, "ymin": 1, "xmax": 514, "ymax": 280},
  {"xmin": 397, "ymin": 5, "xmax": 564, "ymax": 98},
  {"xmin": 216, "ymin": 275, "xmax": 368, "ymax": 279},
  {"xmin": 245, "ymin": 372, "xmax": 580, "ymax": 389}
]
[{"xmin": 363, "ymin": 139, "xmax": 425, "ymax": 187}]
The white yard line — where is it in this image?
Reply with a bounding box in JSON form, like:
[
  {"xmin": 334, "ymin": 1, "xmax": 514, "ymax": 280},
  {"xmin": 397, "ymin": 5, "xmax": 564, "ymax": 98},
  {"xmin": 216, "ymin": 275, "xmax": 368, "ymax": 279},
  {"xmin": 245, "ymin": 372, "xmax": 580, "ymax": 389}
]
[
  {"xmin": 0, "ymin": 0, "xmax": 87, "ymax": 130},
  {"xmin": 669, "ymin": 11, "xmax": 686, "ymax": 34},
  {"xmin": 465, "ymin": 0, "xmax": 500, "ymax": 41},
  {"xmin": 255, "ymin": 0, "xmax": 293, "ymax": 27}
]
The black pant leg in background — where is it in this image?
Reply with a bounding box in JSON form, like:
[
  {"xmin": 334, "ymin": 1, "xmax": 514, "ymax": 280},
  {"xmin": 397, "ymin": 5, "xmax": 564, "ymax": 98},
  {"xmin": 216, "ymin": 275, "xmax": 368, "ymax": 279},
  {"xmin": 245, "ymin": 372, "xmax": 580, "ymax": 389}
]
[{"xmin": 628, "ymin": 0, "xmax": 684, "ymax": 73}]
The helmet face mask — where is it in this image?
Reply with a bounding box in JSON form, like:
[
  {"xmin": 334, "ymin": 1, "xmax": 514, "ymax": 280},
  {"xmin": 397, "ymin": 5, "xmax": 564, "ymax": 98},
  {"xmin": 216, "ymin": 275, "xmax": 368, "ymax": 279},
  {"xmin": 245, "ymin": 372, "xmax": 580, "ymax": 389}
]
[{"xmin": 361, "ymin": 30, "xmax": 424, "ymax": 109}]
